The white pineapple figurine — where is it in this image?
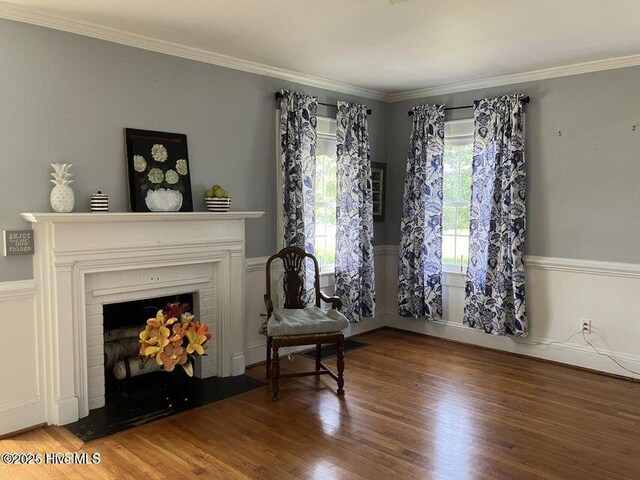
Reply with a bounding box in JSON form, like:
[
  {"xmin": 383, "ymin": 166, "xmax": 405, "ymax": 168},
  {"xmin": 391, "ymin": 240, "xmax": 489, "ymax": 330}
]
[{"xmin": 50, "ymin": 163, "xmax": 75, "ymax": 213}]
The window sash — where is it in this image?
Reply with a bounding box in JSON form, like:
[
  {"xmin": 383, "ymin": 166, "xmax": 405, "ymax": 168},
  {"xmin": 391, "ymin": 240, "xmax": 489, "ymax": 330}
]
[
  {"xmin": 442, "ymin": 119, "xmax": 473, "ymax": 270},
  {"xmin": 315, "ymin": 118, "xmax": 337, "ymax": 273}
]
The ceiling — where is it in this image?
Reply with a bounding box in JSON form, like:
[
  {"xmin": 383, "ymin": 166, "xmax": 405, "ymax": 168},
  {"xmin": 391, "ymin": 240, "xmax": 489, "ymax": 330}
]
[{"xmin": 2, "ymin": 0, "xmax": 640, "ymax": 99}]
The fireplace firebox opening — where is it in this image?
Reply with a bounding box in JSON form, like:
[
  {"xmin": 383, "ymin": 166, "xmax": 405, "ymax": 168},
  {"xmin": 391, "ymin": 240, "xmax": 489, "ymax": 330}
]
[{"xmin": 102, "ymin": 293, "xmax": 196, "ymax": 403}]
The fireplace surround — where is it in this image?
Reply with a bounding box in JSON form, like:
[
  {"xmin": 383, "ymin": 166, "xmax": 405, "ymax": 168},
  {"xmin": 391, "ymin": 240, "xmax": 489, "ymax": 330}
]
[{"xmin": 23, "ymin": 211, "xmax": 263, "ymax": 425}]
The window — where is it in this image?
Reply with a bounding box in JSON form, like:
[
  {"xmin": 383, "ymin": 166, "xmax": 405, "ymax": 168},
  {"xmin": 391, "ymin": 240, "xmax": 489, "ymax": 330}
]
[
  {"xmin": 314, "ymin": 117, "xmax": 338, "ymax": 272},
  {"xmin": 275, "ymin": 115, "xmax": 337, "ymax": 274},
  {"xmin": 442, "ymin": 119, "xmax": 474, "ymax": 270}
]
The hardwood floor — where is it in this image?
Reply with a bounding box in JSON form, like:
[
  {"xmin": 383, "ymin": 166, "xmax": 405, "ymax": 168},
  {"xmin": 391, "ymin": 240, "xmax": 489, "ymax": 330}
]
[{"xmin": 1, "ymin": 328, "xmax": 639, "ymax": 479}]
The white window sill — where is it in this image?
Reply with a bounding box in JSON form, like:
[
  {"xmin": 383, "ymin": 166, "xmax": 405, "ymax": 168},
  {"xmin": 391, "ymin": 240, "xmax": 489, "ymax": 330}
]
[
  {"xmin": 442, "ymin": 266, "xmax": 466, "ymax": 288},
  {"xmin": 319, "ymin": 270, "xmax": 335, "ymax": 288},
  {"xmin": 442, "ymin": 265, "xmax": 467, "ymax": 276}
]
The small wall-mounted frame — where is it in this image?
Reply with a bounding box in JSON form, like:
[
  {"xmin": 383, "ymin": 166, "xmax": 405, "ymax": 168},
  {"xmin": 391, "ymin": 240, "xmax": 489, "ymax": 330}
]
[
  {"xmin": 4, "ymin": 230, "xmax": 34, "ymax": 256},
  {"xmin": 371, "ymin": 162, "xmax": 386, "ymax": 222}
]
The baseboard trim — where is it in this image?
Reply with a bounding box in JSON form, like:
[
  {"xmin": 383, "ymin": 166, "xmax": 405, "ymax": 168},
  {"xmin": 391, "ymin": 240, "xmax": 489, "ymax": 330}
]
[
  {"xmin": 381, "ymin": 314, "xmax": 640, "ymax": 380},
  {"xmin": 348, "ymin": 325, "xmax": 387, "ymax": 339},
  {"xmin": 0, "ymin": 398, "xmax": 46, "ymax": 438},
  {"xmin": 0, "ymin": 422, "xmax": 47, "ymax": 440},
  {"xmin": 381, "ymin": 326, "xmax": 637, "ymax": 382}
]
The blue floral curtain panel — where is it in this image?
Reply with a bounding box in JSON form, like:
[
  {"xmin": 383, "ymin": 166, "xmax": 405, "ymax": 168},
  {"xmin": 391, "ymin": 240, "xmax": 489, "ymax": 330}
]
[
  {"xmin": 398, "ymin": 104, "xmax": 445, "ymax": 319},
  {"xmin": 278, "ymin": 89, "xmax": 317, "ymax": 303},
  {"xmin": 335, "ymin": 101, "xmax": 376, "ymax": 322},
  {"xmin": 464, "ymin": 94, "xmax": 528, "ymax": 337}
]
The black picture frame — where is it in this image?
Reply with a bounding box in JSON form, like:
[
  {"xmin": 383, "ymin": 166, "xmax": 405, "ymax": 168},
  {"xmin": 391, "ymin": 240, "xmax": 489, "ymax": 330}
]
[
  {"xmin": 125, "ymin": 128, "xmax": 193, "ymax": 212},
  {"xmin": 371, "ymin": 162, "xmax": 386, "ymax": 222}
]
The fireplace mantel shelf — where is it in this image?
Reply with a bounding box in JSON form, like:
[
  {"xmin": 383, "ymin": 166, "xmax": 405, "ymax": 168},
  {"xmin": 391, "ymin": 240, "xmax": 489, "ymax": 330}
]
[
  {"xmin": 22, "ymin": 211, "xmax": 264, "ymax": 223},
  {"xmin": 26, "ymin": 208, "xmax": 261, "ymax": 424}
]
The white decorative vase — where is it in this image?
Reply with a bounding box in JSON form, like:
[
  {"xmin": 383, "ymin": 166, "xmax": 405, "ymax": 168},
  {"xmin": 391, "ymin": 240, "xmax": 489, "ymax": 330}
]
[
  {"xmin": 50, "ymin": 185, "xmax": 75, "ymax": 213},
  {"xmin": 50, "ymin": 163, "xmax": 75, "ymax": 213},
  {"xmin": 145, "ymin": 189, "xmax": 183, "ymax": 212}
]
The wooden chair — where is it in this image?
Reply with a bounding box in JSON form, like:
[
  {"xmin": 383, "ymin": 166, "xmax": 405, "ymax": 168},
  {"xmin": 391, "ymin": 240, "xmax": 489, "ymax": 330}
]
[{"xmin": 263, "ymin": 246, "xmax": 347, "ymax": 400}]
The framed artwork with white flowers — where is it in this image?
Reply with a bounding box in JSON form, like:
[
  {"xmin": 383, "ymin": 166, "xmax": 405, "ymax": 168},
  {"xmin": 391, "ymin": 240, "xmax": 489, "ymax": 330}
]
[{"xmin": 124, "ymin": 128, "xmax": 193, "ymax": 212}]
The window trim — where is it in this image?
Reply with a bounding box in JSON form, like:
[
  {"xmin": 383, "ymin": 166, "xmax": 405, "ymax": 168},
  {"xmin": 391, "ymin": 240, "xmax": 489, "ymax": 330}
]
[{"xmin": 445, "ymin": 118, "xmax": 474, "ymax": 139}]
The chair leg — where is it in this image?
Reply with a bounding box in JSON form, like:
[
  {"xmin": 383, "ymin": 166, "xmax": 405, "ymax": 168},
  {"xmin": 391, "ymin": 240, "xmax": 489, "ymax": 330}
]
[
  {"xmin": 336, "ymin": 335, "xmax": 345, "ymax": 395},
  {"xmin": 271, "ymin": 344, "xmax": 280, "ymax": 401},
  {"xmin": 315, "ymin": 343, "xmax": 322, "ymax": 371},
  {"xmin": 266, "ymin": 336, "xmax": 272, "ymax": 379}
]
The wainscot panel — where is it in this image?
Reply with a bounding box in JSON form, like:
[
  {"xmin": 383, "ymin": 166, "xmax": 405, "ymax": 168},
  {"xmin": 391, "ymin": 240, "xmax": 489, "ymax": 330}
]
[
  {"xmin": 380, "ymin": 246, "xmax": 640, "ymax": 379},
  {"xmin": 0, "ymin": 280, "xmax": 44, "ymax": 436}
]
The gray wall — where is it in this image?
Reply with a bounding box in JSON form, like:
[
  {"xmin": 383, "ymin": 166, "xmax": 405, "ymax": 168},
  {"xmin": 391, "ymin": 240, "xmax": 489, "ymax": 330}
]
[
  {"xmin": 387, "ymin": 67, "xmax": 640, "ymax": 264},
  {"xmin": 3, "ymin": 18, "xmax": 638, "ymax": 282},
  {"xmin": 0, "ymin": 19, "xmax": 388, "ymax": 282}
]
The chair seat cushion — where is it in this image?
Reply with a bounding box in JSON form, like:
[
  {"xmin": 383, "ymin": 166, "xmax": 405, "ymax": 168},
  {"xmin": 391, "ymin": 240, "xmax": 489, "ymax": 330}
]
[{"xmin": 266, "ymin": 306, "xmax": 350, "ymax": 337}]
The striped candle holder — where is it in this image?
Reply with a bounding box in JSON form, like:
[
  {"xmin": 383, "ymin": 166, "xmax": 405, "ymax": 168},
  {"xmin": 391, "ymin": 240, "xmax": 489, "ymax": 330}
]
[{"xmin": 90, "ymin": 191, "xmax": 109, "ymax": 212}]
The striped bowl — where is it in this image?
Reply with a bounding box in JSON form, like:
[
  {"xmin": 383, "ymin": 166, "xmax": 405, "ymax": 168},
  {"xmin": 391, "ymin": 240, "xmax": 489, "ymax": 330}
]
[{"xmin": 204, "ymin": 197, "xmax": 231, "ymax": 212}]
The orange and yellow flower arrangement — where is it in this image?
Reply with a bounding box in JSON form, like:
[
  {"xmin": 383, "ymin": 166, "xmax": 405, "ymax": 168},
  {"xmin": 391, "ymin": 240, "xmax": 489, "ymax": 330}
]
[{"xmin": 139, "ymin": 303, "xmax": 212, "ymax": 376}]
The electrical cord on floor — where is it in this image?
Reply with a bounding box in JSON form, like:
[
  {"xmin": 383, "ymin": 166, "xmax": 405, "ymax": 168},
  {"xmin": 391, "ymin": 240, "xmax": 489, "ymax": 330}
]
[
  {"xmin": 580, "ymin": 331, "xmax": 640, "ymax": 376},
  {"xmin": 507, "ymin": 328, "xmax": 640, "ymax": 377}
]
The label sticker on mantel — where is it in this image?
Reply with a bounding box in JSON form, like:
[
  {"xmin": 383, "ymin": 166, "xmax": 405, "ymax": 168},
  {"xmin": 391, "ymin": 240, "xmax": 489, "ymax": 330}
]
[{"xmin": 3, "ymin": 230, "xmax": 34, "ymax": 256}]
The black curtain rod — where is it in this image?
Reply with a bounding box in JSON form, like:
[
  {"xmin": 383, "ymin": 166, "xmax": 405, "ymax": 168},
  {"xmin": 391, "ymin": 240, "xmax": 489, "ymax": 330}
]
[
  {"xmin": 274, "ymin": 92, "xmax": 372, "ymax": 115},
  {"xmin": 407, "ymin": 96, "xmax": 530, "ymax": 117}
]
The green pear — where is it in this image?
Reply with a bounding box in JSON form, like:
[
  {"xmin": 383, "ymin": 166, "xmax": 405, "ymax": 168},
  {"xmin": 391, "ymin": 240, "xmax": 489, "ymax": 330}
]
[
  {"xmin": 212, "ymin": 184, "xmax": 221, "ymax": 191},
  {"xmin": 214, "ymin": 188, "xmax": 229, "ymax": 198},
  {"xmin": 204, "ymin": 189, "xmax": 215, "ymax": 198}
]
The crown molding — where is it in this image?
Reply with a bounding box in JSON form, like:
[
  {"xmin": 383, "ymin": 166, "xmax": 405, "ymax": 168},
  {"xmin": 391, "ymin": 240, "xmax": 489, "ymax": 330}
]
[
  {"xmin": 0, "ymin": 2, "xmax": 389, "ymax": 102},
  {"xmin": 2, "ymin": 3, "xmax": 640, "ymax": 104},
  {"xmin": 386, "ymin": 54, "xmax": 640, "ymax": 102}
]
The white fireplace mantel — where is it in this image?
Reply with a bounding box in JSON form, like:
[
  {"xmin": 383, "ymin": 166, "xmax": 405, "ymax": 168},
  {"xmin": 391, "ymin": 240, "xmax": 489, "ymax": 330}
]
[
  {"xmin": 23, "ymin": 211, "xmax": 263, "ymax": 425},
  {"xmin": 22, "ymin": 212, "xmax": 264, "ymax": 223}
]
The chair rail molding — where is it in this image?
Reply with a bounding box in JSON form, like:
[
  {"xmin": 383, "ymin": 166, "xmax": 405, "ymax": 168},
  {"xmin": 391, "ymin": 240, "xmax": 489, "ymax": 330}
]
[
  {"xmin": 524, "ymin": 255, "xmax": 640, "ymax": 279},
  {"xmin": 245, "ymin": 256, "xmax": 272, "ymax": 273},
  {"xmin": 0, "ymin": 279, "xmax": 35, "ymax": 301}
]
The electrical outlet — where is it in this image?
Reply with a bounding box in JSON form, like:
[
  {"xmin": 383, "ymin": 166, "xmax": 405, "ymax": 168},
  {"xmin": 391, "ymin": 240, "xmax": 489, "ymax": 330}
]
[{"xmin": 581, "ymin": 318, "xmax": 592, "ymax": 334}]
